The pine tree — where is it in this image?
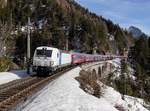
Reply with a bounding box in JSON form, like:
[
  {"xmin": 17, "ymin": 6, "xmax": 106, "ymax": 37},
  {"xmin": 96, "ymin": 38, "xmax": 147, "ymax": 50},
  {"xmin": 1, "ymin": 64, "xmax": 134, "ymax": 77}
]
[
  {"xmin": 135, "ymin": 63, "xmax": 142, "ymax": 80},
  {"xmin": 58, "ymin": 31, "xmax": 65, "ymax": 50},
  {"xmin": 121, "ymin": 59, "xmax": 128, "ymax": 74},
  {"xmin": 134, "ymin": 36, "xmax": 149, "ymax": 66}
]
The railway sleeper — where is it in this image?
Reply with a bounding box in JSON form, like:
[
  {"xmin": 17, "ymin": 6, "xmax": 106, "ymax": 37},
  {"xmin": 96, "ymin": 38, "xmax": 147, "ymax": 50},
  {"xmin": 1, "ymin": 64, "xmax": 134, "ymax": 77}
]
[
  {"xmin": 0, "ymin": 79, "xmax": 34, "ymax": 91},
  {"xmin": 0, "ymin": 102, "xmax": 16, "ymax": 111},
  {"xmin": 0, "ymin": 94, "xmax": 10, "ymax": 97},
  {"xmin": 0, "ymin": 90, "xmax": 28, "ymax": 104},
  {"xmin": 0, "ymin": 96, "xmax": 9, "ymax": 99},
  {"xmin": 0, "ymin": 107, "xmax": 8, "ymax": 111},
  {"xmin": 12, "ymin": 86, "xmax": 28, "ymax": 90},
  {"xmin": 1, "ymin": 90, "xmax": 36, "ymax": 106},
  {"xmin": 0, "ymin": 91, "xmax": 18, "ymax": 95},
  {"xmin": 0, "ymin": 97, "xmax": 10, "ymax": 101},
  {"xmin": 0, "ymin": 98, "xmax": 9, "ymax": 102}
]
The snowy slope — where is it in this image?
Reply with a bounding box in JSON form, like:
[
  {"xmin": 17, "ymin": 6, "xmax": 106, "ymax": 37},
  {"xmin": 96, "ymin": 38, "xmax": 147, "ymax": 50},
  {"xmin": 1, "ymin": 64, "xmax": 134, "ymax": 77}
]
[
  {"xmin": 22, "ymin": 67, "xmax": 118, "ymax": 111},
  {"xmin": 0, "ymin": 70, "xmax": 28, "ymax": 85},
  {"xmin": 21, "ymin": 62, "xmax": 149, "ymax": 111},
  {"xmin": 102, "ymin": 85, "xmax": 149, "ymax": 111}
]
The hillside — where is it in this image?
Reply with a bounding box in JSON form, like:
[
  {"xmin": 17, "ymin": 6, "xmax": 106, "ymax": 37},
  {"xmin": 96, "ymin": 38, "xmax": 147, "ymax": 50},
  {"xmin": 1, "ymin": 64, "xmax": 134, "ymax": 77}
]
[{"xmin": 0, "ymin": 0, "xmax": 134, "ymax": 59}]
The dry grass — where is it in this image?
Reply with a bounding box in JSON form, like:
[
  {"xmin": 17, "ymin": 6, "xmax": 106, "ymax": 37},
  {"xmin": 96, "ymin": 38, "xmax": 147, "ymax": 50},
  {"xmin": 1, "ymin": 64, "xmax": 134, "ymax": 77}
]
[
  {"xmin": 76, "ymin": 69, "xmax": 101, "ymax": 98},
  {"xmin": 0, "ymin": 57, "xmax": 12, "ymax": 72}
]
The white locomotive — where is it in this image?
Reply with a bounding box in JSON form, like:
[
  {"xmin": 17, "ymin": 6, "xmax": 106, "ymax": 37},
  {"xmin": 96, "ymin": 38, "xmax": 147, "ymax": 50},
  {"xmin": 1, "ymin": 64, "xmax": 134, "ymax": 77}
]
[{"xmin": 33, "ymin": 46, "xmax": 72, "ymax": 74}]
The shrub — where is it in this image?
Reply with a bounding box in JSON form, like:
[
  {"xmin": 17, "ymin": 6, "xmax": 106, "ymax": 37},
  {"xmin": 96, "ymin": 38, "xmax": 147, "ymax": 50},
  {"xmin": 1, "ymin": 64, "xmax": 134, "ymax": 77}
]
[
  {"xmin": 126, "ymin": 84, "xmax": 133, "ymax": 96},
  {"xmin": 115, "ymin": 104, "xmax": 126, "ymax": 111},
  {"xmin": 0, "ymin": 57, "xmax": 12, "ymax": 72},
  {"xmin": 76, "ymin": 70, "xmax": 101, "ymax": 98}
]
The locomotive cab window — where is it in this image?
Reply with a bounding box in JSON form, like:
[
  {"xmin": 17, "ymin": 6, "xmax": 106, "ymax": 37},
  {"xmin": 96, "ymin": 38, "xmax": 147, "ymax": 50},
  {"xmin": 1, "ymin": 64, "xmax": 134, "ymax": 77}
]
[{"xmin": 36, "ymin": 49, "xmax": 52, "ymax": 57}]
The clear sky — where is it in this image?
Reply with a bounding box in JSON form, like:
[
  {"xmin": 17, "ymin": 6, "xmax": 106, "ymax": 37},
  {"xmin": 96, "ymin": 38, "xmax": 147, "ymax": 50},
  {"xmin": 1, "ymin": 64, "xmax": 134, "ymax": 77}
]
[{"xmin": 75, "ymin": 0, "xmax": 150, "ymax": 35}]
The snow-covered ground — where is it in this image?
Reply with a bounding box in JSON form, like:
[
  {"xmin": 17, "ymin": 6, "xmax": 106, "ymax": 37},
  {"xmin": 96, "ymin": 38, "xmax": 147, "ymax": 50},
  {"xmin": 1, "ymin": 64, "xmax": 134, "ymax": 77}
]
[
  {"xmin": 102, "ymin": 84, "xmax": 149, "ymax": 111},
  {"xmin": 22, "ymin": 67, "xmax": 117, "ymax": 111},
  {"xmin": 108, "ymin": 58, "xmax": 121, "ymax": 68},
  {"xmin": 0, "ymin": 70, "xmax": 29, "ymax": 85},
  {"xmin": 21, "ymin": 65, "xmax": 149, "ymax": 111}
]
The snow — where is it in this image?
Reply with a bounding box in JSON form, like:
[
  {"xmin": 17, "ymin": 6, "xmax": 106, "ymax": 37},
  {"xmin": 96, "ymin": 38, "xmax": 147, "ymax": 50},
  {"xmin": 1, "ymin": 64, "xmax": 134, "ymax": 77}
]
[
  {"xmin": 21, "ymin": 61, "xmax": 149, "ymax": 111},
  {"xmin": 102, "ymin": 84, "xmax": 149, "ymax": 111},
  {"xmin": 124, "ymin": 96, "xmax": 149, "ymax": 111},
  {"xmin": 0, "ymin": 58, "xmax": 148, "ymax": 111},
  {"xmin": 0, "ymin": 70, "xmax": 29, "ymax": 85},
  {"xmin": 108, "ymin": 58, "xmax": 121, "ymax": 68},
  {"xmin": 22, "ymin": 67, "xmax": 118, "ymax": 111}
]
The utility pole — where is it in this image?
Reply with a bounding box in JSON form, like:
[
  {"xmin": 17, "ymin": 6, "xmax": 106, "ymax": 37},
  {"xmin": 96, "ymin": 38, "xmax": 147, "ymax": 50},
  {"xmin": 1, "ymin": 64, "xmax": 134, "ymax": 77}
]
[
  {"xmin": 64, "ymin": 26, "xmax": 69, "ymax": 51},
  {"xmin": 27, "ymin": 17, "xmax": 31, "ymax": 74},
  {"xmin": 66, "ymin": 37, "xmax": 68, "ymax": 51},
  {"xmin": 61, "ymin": 25, "xmax": 69, "ymax": 51}
]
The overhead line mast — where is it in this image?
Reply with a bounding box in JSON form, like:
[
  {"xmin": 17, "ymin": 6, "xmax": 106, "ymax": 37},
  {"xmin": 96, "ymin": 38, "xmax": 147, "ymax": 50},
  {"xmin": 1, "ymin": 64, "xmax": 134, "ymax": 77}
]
[{"xmin": 27, "ymin": 17, "xmax": 31, "ymax": 74}]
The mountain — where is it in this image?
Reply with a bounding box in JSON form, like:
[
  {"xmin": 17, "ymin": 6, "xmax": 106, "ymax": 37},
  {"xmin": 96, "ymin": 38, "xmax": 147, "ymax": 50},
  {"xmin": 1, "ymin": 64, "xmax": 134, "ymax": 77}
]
[
  {"xmin": 128, "ymin": 26, "xmax": 150, "ymax": 38},
  {"xmin": 128, "ymin": 26, "xmax": 143, "ymax": 38}
]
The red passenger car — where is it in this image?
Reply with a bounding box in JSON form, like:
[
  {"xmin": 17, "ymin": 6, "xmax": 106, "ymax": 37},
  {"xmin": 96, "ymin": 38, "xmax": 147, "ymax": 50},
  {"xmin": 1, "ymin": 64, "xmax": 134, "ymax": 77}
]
[{"xmin": 71, "ymin": 53, "xmax": 85, "ymax": 64}]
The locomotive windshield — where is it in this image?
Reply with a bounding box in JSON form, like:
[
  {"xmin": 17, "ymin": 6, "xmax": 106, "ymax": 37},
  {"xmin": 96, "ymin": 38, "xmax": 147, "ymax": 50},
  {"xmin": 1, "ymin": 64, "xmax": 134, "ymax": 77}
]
[{"xmin": 36, "ymin": 49, "xmax": 52, "ymax": 57}]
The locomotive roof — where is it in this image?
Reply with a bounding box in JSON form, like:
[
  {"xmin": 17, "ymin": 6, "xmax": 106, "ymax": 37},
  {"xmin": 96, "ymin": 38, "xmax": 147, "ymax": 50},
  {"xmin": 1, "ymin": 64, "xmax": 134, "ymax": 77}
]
[
  {"xmin": 36, "ymin": 46, "xmax": 70, "ymax": 53},
  {"xmin": 36, "ymin": 46, "xmax": 59, "ymax": 51}
]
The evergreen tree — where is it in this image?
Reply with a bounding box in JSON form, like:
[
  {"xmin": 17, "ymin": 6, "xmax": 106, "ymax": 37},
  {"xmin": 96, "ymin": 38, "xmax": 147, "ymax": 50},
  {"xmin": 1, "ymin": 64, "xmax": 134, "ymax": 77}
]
[
  {"xmin": 135, "ymin": 36, "xmax": 149, "ymax": 65},
  {"xmin": 58, "ymin": 31, "xmax": 65, "ymax": 50},
  {"xmin": 135, "ymin": 63, "xmax": 142, "ymax": 80},
  {"xmin": 121, "ymin": 59, "xmax": 128, "ymax": 74}
]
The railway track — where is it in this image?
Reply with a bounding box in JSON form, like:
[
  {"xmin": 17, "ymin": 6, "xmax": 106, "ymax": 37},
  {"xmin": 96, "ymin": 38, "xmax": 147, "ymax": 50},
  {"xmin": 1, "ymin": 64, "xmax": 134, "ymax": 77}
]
[{"xmin": 0, "ymin": 66, "xmax": 74, "ymax": 111}]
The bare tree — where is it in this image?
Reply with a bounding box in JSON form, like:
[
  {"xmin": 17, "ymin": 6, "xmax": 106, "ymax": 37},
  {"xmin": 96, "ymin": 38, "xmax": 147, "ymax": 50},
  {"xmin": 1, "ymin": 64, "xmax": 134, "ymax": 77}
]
[
  {"xmin": 0, "ymin": 0, "xmax": 7, "ymax": 8},
  {"xmin": 0, "ymin": 20, "xmax": 14, "ymax": 57}
]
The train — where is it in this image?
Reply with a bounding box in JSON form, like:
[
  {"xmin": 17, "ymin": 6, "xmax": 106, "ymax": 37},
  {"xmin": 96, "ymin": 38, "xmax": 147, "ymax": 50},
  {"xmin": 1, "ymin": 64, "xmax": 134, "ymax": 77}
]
[{"xmin": 32, "ymin": 46, "xmax": 124, "ymax": 75}]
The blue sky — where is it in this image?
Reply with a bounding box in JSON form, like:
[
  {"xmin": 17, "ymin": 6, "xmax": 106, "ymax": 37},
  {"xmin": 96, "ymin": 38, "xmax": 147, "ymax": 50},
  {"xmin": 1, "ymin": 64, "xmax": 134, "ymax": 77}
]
[{"xmin": 75, "ymin": 0, "xmax": 150, "ymax": 35}]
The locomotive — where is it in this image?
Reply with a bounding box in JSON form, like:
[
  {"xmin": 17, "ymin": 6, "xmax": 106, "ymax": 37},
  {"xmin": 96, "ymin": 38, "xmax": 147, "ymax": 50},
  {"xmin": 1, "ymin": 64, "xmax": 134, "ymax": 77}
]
[{"xmin": 33, "ymin": 46, "xmax": 122, "ymax": 75}]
